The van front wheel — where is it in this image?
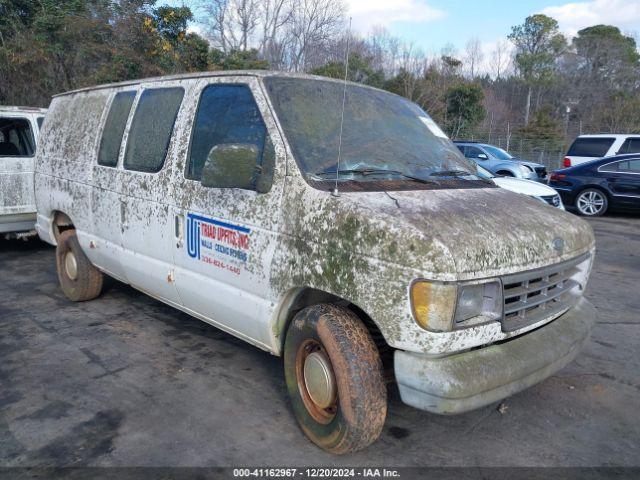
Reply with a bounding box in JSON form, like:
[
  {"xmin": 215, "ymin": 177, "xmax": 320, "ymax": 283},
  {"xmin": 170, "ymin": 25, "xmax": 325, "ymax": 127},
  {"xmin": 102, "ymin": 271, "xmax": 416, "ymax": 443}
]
[
  {"xmin": 284, "ymin": 304, "xmax": 387, "ymax": 454},
  {"xmin": 55, "ymin": 229, "xmax": 103, "ymax": 302}
]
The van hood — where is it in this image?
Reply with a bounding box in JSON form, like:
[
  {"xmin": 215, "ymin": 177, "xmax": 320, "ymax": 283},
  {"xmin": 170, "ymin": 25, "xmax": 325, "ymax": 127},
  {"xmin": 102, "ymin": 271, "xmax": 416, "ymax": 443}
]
[{"xmin": 339, "ymin": 186, "xmax": 594, "ymax": 280}]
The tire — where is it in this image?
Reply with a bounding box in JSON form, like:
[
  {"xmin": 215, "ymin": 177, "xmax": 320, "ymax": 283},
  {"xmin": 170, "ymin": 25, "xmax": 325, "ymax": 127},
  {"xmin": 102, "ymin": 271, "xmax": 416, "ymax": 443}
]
[
  {"xmin": 284, "ymin": 304, "xmax": 387, "ymax": 454},
  {"xmin": 575, "ymin": 188, "xmax": 608, "ymax": 217},
  {"xmin": 55, "ymin": 229, "xmax": 103, "ymax": 301}
]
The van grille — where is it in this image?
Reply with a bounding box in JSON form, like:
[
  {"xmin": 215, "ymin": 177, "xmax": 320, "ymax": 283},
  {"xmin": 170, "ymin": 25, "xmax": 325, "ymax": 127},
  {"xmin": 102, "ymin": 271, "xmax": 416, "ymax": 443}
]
[{"xmin": 501, "ymin": 254, "xmax": 588, "ymax": 332}]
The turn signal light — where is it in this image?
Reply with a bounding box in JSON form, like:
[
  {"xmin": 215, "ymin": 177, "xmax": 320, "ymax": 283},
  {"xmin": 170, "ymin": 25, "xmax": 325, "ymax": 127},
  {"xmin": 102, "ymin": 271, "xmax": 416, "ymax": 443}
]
[{"xmin": 563, "ymin": 157, "xmax": 572, "ymax": 168}]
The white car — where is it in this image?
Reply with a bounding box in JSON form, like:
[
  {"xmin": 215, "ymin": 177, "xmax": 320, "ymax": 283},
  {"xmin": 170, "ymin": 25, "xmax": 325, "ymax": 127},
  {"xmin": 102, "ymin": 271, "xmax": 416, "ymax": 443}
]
[
  {"xmin": 0, "ymin": 106, "xmax": 47, "ymax": 235},
  {"xmin": 476, "ymin": 165, "xmax": 564, "ymax": 209},
  {"xmin": 563, "ymin": 134, "xmax": 640, "ymax": 167}
]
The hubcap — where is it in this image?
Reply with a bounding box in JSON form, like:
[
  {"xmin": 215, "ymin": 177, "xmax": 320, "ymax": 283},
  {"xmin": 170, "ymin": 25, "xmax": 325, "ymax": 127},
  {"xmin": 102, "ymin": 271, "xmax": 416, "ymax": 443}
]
[
  {"xmin": 295, "ymin": 340, "xmax": 338, "ymax": 423},
  {"xmin": 64, "ymin": 251, "xmax": 78, "ymax": 280},
  {"xmin": 303, "ymin": 351, "xmax": 336, "ymax": 410},
  {"xmin": 577, "ymin": 191, "xmax": 604, "ymax": 215}
]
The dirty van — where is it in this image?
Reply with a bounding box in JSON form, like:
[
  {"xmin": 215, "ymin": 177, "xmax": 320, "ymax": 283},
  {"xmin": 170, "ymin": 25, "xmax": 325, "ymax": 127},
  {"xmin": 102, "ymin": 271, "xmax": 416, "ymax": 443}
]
[
  {"xmin": 35, "ymin": 72, "xmax": 596, "ymax": 454},
  {"xmin": 1, "ymin": 106, "xmax": 46, "ymax": 236}
]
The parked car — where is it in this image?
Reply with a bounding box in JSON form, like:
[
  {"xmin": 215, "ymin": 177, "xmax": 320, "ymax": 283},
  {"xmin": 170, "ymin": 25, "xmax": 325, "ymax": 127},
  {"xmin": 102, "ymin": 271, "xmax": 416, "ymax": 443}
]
[
  {"xmin": 475, "ymin": 164, "xmax": 563, "ymax": 209},
  {"xmin": 563, "ymin": 134, "xmax": 640, "ymax": 167},
  {"xmin": 36, "ymin": 71, "xmax": 596, "ymax": 454},
  {"xmin": 549, "ymin": 153, "xmax": 640, "ymax": 216},
  {"xmin": 0, "ymin": 106, "xmax": 47, "ymax": 236},
  {"xmin": 454, "ymin": 141, "xmax": 548, "ymax": 182}
]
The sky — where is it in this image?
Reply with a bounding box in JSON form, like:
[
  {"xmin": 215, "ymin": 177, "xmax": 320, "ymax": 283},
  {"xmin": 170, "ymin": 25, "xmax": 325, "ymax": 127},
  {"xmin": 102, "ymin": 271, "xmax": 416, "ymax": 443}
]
[
  {"xmin": 345, "ymin": 0, "xmax": 640, "ymax": 52},
  {"xmin": 167, "ymin": 0, "xmax": 640, "ymax": 56}
]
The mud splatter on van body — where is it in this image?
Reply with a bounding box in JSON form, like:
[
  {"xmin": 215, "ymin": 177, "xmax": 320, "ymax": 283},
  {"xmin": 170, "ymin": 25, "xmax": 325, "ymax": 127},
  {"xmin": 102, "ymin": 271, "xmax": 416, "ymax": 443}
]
[{"xmin": 35, "ymin": 71, "xmax": 596, "ymax": 430}]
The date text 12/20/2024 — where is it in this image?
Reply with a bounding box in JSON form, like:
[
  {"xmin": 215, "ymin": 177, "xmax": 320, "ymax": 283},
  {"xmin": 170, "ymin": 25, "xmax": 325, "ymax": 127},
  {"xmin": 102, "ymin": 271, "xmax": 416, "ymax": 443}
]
[{"xmin": 233, "ymin": 468, "xmax": 401, "ymax": 478}]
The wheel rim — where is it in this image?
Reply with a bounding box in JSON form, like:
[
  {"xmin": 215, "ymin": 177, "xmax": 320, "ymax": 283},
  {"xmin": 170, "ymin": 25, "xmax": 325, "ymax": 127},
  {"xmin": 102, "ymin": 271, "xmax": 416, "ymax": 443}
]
[
  {"xmin": 296, "ymin": 340, "xmax": 338, "ymax": 424},
  {"xmin": 64, "ymin": 251, "xmax": 78, "ymax": 280},
  {"xmin": 577, "ymin": 191, "xmax": 605, "ymax": 215}
]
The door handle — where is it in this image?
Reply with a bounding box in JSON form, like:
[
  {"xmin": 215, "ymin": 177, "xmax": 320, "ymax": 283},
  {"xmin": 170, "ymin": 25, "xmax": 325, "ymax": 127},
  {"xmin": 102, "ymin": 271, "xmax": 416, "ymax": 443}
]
[{"xmin": 175, "ymin": 214, "xmax": 184, "ymax": 248}]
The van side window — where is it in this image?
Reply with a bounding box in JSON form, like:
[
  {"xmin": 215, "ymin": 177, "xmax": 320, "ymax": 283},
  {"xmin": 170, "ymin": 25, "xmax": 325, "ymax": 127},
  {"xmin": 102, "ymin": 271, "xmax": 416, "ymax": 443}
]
[
  {"xmin": 124, "ymin": 87, "xmax": 184, "ymax": 173},
  {"xmin": 98, "ymin": 91, "xmax": 136, "ymax": 167},
  {"xmin": 186, "ymin": 84, "xmax": 273, "ymax": 192},
  {"xmin": 0, "ymin": 117, "xmax": 35, "ymax": 157}
]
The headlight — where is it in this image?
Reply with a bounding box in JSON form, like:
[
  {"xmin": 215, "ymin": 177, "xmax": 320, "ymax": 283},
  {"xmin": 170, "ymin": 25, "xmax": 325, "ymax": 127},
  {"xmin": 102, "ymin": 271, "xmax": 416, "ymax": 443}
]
[
  {"xmin": 410, "ymin": 281, "xmax": 457, "ymax": 332},
  {"xmin": 520, "ymin": 164, "xmax": 533, "ymax": 174},
  {"xmin": 410, "ymin": 280, "xmax": 503, "ymax": 332}
]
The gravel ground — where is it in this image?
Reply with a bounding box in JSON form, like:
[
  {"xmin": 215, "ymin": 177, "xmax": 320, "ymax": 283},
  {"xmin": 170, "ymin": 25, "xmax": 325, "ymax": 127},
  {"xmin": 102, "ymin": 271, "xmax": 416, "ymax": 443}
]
[{"xmin": 0, "ymin": 214, "xmax": 639, "ymax": 468}]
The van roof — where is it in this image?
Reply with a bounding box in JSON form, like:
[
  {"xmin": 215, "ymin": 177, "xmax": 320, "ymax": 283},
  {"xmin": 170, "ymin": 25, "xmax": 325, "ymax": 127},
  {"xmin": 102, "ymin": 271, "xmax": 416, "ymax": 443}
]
[
  {"xmin": 0, "ymin": 106, "xmax": 48, "ymax": 114},
  {"xmin": 52, "ymin": 70, "xmax": 385, "ymax": 98}
]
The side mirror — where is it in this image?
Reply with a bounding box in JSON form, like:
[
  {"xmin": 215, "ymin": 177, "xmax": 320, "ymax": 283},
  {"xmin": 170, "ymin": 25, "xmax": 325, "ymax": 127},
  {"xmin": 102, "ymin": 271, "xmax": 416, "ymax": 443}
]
[
  {"xmin": 477, "ymin": 153, "xmax": 488, "ymax": 160},
  {"xmin": 201, "ymin": 143, "xmax": 272, "ymax": 193}
]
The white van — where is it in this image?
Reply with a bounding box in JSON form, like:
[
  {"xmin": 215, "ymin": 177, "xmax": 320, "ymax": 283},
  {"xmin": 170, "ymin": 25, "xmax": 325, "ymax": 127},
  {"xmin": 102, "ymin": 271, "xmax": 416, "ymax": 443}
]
[
  {"xmin": 563, "ymin": 134, "xmax": 640, "ymax": 167},
  {"xmin": 35, "ymin": 72, "xmax": 596, "ymax": 453},
  {"xmin": 0, "ymin": 106, "xmax": 46, "ymax": 235}
]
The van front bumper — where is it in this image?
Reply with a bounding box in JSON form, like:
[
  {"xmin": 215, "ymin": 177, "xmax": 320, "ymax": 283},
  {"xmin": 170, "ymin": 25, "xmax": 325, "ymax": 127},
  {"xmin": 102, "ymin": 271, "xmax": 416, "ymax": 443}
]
[{"xmin": 394, "ymin": 297, "xmax": 595, "ymax": 414}]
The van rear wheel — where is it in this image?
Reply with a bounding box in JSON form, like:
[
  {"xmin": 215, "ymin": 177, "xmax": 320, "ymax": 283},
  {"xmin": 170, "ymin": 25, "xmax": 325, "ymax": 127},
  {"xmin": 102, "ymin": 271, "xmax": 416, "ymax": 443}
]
[
  {"xmin": 55, "ymin": 229, "xmax": 103, "ymax": 302},
  {"xmin": 284, "ymin": 304, "xmax": 387, "ymax": 454}
]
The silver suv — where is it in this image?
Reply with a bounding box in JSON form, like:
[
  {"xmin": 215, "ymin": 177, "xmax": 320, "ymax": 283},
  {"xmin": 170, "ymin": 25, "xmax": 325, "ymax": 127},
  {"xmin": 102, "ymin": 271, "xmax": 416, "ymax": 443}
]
[{"xmin": 455, "ymin": 141, "xmax": 547, "ymax": 182}]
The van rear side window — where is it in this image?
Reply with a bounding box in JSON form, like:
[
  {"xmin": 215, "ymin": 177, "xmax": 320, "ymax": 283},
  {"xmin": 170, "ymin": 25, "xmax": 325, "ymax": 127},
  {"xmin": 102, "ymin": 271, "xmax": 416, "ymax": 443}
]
[
  {"xmin": 567, "ymin": 138, "xmax": 615, "ymax": 157},
  {"xmin": 98, "ymin": 91, "xmax": 136, "ymax": 167},
  {"xmin": 124, "ymin": 87, "xmax": 184, "ymax": 173}
]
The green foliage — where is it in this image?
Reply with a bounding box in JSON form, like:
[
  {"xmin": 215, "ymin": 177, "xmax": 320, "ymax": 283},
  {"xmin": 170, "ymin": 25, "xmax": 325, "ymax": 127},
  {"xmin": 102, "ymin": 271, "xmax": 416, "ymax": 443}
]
[
  {"xmin": 209, "ymin": 49, "xmax": 269, "ymax": 70},
  {"xmin": 444, "ymin": 83, "xmax": 486, "ymax": 137},
  {"xmin": 310, "ymin": 53, "xmax": 385, "ymax": 88},
  {"xmin": 509, "ymin": 14, "xmax": 566, "ymax": 85},
  {"xmin": 0, "ymin": 0, "xmax": 211, "ymax": 105},
  {"xmin": 153, "ymin": 6, "xmax": 193, "ymax": 43},
  {"xmin": 516, "ymin": 105, "xmax": 563, "ymax": 141},
  {"xmin": 573, "ymin": 25, "xmax": 640, "ymax": 90}
]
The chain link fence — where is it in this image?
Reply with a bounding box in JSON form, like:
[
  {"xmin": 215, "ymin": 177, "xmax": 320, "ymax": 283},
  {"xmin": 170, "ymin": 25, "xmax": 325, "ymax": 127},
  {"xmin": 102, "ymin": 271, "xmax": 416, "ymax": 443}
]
[{"xmin": 450, "ymin": 127, "xmax": 570, "ymax": 171}]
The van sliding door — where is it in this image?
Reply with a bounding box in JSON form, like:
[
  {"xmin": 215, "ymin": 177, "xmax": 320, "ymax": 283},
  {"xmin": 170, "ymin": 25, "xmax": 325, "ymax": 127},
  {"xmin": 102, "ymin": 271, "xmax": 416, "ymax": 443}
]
[{"xmin": 119, "ymin": 85, "xmax": 184, "ymax": 305}]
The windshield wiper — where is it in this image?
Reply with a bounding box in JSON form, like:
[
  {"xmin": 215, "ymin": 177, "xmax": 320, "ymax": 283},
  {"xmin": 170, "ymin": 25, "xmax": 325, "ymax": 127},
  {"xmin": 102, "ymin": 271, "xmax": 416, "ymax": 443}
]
[
  {"xmin": 313, "ymin": 168, "xmax": 437, "ymax": 185},
  {"xmin": 428, "ymin": 169, "xmax": 475, "ymax": 178}
]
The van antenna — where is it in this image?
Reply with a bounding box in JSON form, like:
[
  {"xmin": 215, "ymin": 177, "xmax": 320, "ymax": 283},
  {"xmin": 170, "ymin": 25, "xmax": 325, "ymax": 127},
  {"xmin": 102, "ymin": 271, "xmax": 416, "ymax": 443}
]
[{"xmin": 332, "ymin": 17, "xmax": 352, "ymax": 198}]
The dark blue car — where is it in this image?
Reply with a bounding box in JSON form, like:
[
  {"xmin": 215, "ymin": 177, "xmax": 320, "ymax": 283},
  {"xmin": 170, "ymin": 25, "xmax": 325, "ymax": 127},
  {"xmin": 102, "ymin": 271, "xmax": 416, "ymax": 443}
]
[{"xmin": 548, "ymin": 154, "xmax": 640, "ymax": 216}]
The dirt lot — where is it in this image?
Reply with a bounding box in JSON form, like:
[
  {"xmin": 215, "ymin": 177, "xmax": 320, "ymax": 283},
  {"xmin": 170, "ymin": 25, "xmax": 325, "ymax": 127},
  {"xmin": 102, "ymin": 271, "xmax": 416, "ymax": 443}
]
[{"xmin": 1, "ymin": 215, "xmax": 639, "ymax": 468}]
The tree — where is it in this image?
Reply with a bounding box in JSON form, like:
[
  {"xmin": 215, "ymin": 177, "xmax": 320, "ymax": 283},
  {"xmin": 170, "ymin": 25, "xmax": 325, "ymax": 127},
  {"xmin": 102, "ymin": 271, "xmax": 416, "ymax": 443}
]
[
  {"xmin": 310, "ymin": 53, "xmax": 384, "ymax": 87},
  {"xmin": 209, "ymin": 48, "xmax": 269, "ymax": 70},
  {"xmin": 508, "ymin": 14, "xmax": 566, "ymax": 125},
  {"xmin": 445, "ymin": 83, "xmax": 486, "ymax": 138},
  {"xmin": 464, "ymin": 37, "xmax": 484, "ymax": 78},
  {"xmin": 573, "ymin": 25, "xmax": 639, "ymax": 89}
]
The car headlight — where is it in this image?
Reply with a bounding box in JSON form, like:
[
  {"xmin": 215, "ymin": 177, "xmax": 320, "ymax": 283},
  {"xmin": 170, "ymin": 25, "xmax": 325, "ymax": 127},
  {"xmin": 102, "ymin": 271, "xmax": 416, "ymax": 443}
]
[
  {"xmin": 520, "ymin": 164, "xmax": 533, "ymax": 175},
  {"xmin": 410, "ymin": 280, "xmax": 503, "ymax": 332}
]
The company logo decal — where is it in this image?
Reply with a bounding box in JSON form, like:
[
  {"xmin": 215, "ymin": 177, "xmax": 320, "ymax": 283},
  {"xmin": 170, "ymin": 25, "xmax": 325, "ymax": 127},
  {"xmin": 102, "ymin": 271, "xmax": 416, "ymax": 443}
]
[
  {"xmin": 552, "ymin": 237, "xmax": 565, "ymax": 253},
  {"xmin": 186, "ymin": 213, "xmax": 251, "ymax": 276}
]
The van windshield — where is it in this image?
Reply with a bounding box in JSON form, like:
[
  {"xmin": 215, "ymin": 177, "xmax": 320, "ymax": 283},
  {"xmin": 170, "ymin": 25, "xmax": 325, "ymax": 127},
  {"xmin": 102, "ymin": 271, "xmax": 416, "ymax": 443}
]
[{"xmin": 264, "ymin": 77, "xmax": 489, "ymax": 190}]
